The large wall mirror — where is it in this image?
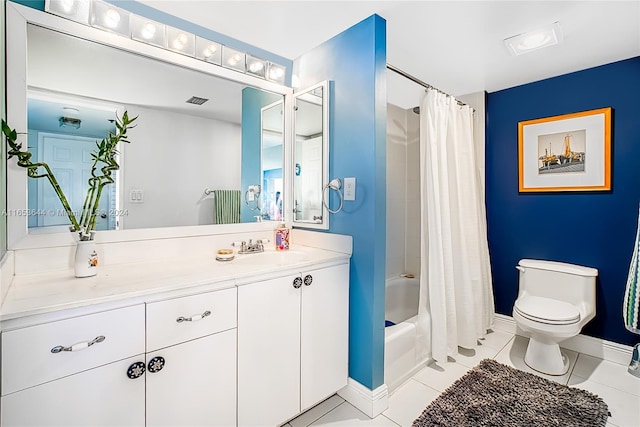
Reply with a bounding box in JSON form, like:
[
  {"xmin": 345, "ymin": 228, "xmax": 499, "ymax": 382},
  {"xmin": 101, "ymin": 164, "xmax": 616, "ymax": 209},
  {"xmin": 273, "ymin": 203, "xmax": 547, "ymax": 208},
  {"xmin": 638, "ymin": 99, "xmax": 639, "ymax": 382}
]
[
  {"xmin": 6, "ymin": 3, "xmax": 292, "ymax": 248},
  {"xmin": 292, "ymin": 81, "xmax": 329, "ymax": 230}
]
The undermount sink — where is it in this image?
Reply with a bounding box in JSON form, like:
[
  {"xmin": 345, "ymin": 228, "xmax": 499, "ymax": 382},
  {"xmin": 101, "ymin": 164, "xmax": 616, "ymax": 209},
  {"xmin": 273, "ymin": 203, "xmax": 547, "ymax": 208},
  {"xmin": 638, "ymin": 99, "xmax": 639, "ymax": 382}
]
[{"xmin": 233, "ymin": 250, "xmax": 310, "ymax": 266}]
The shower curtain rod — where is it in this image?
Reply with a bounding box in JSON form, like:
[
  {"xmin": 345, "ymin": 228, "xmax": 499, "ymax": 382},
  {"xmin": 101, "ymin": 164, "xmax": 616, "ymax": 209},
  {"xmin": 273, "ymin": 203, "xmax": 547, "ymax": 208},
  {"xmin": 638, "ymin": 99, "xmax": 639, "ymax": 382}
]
[{"xmin": 386, "ymin": 64, "xmax": 472, "ymax": 110}]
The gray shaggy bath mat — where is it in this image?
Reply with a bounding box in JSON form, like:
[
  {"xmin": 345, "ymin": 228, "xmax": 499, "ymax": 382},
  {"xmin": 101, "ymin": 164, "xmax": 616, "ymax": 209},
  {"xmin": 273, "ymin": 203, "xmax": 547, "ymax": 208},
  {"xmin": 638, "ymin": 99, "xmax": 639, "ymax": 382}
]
[{"xmin": 412, "ymin": 358, "xmax": 609, "ymax": 427}]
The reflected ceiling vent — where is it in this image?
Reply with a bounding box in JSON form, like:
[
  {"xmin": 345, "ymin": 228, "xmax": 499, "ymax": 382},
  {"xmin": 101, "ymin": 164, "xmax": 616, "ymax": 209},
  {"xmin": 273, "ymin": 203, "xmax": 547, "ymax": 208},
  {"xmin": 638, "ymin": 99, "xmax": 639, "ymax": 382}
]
[
  {"xmin": 59, "ymin": 116, "xmax": 81, "ymax": 129},
  {"xmin": 186, "ymin": 96, "xmax": 209, "ymax": 105}
]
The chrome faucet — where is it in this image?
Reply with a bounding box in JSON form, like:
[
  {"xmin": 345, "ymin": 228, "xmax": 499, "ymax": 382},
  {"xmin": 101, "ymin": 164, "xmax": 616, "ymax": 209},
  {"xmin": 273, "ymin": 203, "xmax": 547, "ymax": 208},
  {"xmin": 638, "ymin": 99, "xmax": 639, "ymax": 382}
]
[{"xmin": 235, "ymin": 239, "xmax": 267, "ymax": 254}]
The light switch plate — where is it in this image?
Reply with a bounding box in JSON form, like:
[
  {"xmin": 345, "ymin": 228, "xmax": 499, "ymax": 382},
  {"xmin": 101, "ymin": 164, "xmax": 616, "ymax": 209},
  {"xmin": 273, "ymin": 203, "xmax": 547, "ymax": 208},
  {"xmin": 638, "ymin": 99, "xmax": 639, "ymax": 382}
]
[
  {"xmin": 344, "ymin": 177, "xmax": 356, "ymax": 201},
  {"xmin": 130, "ymin": 189, "xmax": 144, "ymax": 203}
]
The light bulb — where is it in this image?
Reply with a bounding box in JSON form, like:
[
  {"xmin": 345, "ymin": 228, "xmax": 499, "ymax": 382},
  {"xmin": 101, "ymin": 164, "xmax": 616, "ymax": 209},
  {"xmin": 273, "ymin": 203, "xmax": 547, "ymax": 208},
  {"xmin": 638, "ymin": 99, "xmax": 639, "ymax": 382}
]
[
  {"xmin": 61, "ymin": 0, "xmax": 75, "ymax": 13},
  {"xmin": 249, "ymin": 61, "xmax": 264, "ymax": 73},
  {"xmin": 141, "ymin": 22, "xmax": 156, "ymax": 40},
  {"xmin": 203, "ymin": 44, "xmax": 217, "ymax": 58},
  {"xmin": 104, "ymin": 8, "xmax": 121, "ymax": 29},
  {"xmin": 270, "ymin": 67, "xmax": 284, "ymax": 80},
  {"xmin": 229, "ymin": 53, "xmax": 242, "ymax": 65},
  {"xmin": 173, "ymin": 33, "xmax": 189, "ymax": 50}
]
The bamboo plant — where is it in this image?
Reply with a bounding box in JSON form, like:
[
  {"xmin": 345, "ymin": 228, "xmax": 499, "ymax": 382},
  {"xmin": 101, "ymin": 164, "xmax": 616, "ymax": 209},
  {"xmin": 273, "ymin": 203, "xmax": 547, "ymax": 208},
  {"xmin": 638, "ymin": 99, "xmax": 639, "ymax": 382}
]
[{"xmin": 2, "ymin": 111, "xmax": 137, "ymax": 241}]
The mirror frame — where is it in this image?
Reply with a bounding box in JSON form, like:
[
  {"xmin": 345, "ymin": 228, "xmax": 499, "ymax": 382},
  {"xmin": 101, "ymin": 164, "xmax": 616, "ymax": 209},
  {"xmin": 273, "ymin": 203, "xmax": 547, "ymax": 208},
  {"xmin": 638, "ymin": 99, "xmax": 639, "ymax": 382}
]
[
  {"xmin": 292, "ymin": 80, "xmax": 330, "ymax": 230},
  {"xmin": 5, "ymin": 2, "xmax": 293, "ymax": 250}
]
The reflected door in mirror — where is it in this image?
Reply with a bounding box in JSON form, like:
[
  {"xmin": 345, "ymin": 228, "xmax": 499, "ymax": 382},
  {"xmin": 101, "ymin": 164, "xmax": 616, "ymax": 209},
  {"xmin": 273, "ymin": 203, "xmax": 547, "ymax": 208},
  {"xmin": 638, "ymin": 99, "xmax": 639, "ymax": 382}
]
[{"xmin": 30, "ymin": 133, "xmax": 114, "ymax": 232}]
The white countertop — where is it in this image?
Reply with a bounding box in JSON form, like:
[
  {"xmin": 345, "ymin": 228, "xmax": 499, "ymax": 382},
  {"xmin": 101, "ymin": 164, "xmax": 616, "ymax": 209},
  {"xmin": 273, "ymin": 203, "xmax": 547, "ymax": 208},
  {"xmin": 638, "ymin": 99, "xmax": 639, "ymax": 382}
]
[{"xmin": 0, "ymin": 245, "xmax": 349, "ymax": 323}]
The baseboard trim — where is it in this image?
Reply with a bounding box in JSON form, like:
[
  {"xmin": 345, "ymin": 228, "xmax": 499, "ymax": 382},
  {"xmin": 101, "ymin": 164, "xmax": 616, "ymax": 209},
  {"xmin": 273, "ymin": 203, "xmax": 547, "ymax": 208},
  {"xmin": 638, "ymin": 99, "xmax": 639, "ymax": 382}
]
[
  {"xmin": 337, "ymin": 378, "xmax": 388, "ymax": 418},
  {"xmin": 493, "ymin": 313, "xmax": 634, "ymax": 366}
]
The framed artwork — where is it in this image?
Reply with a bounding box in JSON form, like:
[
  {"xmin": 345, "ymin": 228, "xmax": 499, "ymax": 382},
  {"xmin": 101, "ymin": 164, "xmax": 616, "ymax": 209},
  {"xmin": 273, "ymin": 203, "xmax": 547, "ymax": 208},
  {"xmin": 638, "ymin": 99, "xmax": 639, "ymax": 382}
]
[{"xmin": 518, "ymin": 107, "xmax": 612, "ymax": 192}]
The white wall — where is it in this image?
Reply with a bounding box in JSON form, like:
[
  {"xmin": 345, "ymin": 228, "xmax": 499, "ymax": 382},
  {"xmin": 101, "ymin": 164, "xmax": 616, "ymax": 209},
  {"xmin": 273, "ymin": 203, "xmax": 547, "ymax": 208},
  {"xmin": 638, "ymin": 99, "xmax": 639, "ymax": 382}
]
[
  {"xmin": 386, "ymin": 103, "xmax": 421, "ymax": 280},
  {"xmin": 386, "ymin": 104, "xmax": 408, "ymax": 279},
  {"xmin": 404, "ymin": 109, "xmax": 421, "ymax": 277},
  {"xmin": 120, "ymin": 105, "xmax": 241, "ymax": 229}
]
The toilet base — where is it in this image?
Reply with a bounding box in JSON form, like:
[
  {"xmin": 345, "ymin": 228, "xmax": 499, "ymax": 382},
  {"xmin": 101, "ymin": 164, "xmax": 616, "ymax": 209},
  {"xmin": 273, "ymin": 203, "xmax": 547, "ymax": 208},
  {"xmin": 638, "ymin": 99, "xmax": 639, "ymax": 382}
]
[{"xmin": 524, "ymin": 337, "xmax": 569, "ymax": 376}]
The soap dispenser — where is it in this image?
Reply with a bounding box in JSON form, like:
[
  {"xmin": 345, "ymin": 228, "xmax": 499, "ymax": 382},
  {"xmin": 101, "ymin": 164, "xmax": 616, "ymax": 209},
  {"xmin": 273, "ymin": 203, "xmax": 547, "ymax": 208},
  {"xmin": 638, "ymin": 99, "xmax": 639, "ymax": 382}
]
[{"xmin": 274, "ymin": 223, "xmax": 290, "ymax": 251}]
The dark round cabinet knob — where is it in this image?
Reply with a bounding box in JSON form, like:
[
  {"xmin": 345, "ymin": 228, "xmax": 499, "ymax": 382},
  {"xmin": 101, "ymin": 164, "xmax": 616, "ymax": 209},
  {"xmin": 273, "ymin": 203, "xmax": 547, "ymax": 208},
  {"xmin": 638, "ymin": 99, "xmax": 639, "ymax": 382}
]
[
  {"xmin": 148, "ymin": 356, "xmax": 166, "ymax": 373},
  {"xmin": 304, "ymin": 275, "xmax": 313, "ymax": 286},
  {"xmin": 293, "ymin": 277, "xmax": 303, "ymax": 289},
  {"xmin": 127, "ymin": 362, "xmax": 146, "ymax": 379}
]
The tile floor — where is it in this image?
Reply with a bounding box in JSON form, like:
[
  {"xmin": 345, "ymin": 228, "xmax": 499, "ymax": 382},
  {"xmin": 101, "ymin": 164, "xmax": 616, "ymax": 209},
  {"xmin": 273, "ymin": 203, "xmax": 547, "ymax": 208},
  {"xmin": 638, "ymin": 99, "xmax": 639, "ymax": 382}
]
[{"xmin": 284, "ymin": 330, "xmax": 640, "ymax": 427}]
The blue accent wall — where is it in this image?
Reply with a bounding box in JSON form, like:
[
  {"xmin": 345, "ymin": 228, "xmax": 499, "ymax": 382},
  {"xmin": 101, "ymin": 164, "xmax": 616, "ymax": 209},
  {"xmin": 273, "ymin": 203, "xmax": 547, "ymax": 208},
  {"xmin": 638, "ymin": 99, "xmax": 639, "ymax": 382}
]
[
  {"xmin": 293, "ymin": 15, "xmax": 387, "ymax": 389},
  {"xmin": 486, "ymin": 57, "xmax": 640, "ymax": 346},
  {"xmin": 240, "ymin": 88, "xmax": 281, "ymax": 223}
]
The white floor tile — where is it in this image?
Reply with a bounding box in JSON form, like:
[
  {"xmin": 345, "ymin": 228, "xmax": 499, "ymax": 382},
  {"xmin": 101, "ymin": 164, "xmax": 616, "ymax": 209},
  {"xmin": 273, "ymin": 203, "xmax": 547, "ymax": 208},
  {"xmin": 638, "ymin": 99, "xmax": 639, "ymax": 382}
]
[
  {"xmin": 451, "ymin": 341, "xmax": 505, "ymax": 368},
  {"xmin": 411, "ymin": 361, "xmax": 471, "ymax": 392},
  {"xmin": 382, "ymin": 379, "xmax": 440, "ymax": 427},
  {"xmin": 494, "ymin": 335, "xmax": 578, "ymax": 384},
  {"xmin": 478, "ymin": 329, "xmax": 514, "ymax": 351},
  {"xmin": 289, "ymin": 395, "xmax": 345, "ymax": 427},
  {"xmin": 568, "ymin": 376, "xmax": 640, "ymax": 427},
  {"xmin": 309, "ymin": 402, "xmax": 399, "ymax": 426},
  {"xmin": 571, "ymin": 354, "xmax": 640, "ymax": 397}
]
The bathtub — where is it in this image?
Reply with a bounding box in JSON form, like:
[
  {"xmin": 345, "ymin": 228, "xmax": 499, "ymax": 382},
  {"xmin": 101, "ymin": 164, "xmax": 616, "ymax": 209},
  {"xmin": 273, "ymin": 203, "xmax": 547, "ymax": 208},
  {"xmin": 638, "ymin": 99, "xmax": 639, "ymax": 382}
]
[{"xmin": 384, "ymin": 276, "xmax": 431, "ymax": 390}]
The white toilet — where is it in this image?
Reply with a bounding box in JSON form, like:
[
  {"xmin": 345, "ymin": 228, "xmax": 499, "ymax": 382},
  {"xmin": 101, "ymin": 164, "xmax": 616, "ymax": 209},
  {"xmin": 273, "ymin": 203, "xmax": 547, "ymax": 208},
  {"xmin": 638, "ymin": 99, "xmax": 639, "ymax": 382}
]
[{"xmin": 513, "ymin": 259, "xmax": 597, "ymax": 375}]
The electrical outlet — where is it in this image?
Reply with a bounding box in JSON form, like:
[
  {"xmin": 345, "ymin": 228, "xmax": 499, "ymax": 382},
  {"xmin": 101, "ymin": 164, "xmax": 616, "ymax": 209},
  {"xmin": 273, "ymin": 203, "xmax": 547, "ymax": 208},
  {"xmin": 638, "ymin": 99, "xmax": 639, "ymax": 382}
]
[{"xmin": 344, "ymin": 177, "xmax": 356, "ymax": 201}]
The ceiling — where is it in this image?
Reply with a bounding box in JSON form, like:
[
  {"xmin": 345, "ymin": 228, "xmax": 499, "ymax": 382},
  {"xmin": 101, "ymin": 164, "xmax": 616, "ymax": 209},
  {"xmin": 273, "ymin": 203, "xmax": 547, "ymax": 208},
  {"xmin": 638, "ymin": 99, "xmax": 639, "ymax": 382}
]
[{"xmin": 138, "ymin": 1, "xmax": 640, "ymax": 109}]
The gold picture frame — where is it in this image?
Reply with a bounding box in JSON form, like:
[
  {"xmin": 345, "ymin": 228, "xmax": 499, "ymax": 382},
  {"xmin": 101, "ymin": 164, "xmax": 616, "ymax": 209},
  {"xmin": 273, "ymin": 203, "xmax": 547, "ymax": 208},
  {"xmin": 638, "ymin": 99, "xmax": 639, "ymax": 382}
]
[{"xmin": 518, "ymin": 107, "xmax": 612, "ymax": 192}]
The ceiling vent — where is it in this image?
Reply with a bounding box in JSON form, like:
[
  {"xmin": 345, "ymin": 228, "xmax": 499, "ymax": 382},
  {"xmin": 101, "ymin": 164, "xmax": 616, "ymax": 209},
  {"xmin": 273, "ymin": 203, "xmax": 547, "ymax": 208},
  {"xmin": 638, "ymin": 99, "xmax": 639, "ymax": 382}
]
[
  {"xmin": 186, "ymin": 96, "xmax": 209, "ymax": 105},
  {"xmin": 59, "ymin": 116, "xmax": 81, "ymax": 129}
]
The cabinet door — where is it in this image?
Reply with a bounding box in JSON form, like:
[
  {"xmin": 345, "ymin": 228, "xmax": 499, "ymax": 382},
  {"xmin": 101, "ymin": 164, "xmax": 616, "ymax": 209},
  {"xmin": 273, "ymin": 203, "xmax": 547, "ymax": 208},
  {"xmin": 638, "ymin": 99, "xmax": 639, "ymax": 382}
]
[
  {"xmin": 238, "ymin": 274, "xmax": 301, "ymax": 427},
  {"xmin": 146, "ymin": 329, "xmax": 236, "ymax": 427},
  {"xmin": 1, "ymin": 356, "xmax": 145, "ymax": 426},
  {"xmin": 300, "ymin": 263, "xmax": 350, "ymax": 411}
]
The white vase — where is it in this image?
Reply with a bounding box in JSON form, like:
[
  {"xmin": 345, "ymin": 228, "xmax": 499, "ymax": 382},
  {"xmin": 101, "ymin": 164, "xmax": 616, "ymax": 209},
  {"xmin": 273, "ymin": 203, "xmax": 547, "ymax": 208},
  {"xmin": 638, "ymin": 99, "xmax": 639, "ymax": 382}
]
[{"xmin": 74, "ymin": 240, "xmax": 99, "ymax": 278}]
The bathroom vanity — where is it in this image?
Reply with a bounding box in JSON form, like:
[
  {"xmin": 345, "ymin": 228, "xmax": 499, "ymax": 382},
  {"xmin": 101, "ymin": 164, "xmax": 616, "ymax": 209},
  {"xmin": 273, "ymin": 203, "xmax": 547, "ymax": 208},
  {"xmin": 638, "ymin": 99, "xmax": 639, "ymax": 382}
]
[
  {"xmin": 1, "ymin": 3, "xmax": 350, "ymax": 424},
  {"xmin": 0, "ymin": 240, "xmax": 350, "ymax": 426}
]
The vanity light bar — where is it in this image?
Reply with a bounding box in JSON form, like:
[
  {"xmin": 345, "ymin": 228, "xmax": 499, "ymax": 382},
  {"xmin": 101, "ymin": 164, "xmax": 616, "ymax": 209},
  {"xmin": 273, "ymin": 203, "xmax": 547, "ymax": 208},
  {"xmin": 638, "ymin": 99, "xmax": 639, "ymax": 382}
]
[{"xmin": 44, "ymin": 0, "xmax": 287, "ymax": 84}]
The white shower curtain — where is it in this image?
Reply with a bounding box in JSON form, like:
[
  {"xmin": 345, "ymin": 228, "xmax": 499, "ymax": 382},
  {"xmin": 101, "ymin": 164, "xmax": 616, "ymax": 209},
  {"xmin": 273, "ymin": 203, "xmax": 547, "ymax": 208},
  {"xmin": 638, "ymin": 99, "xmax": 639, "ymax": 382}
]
[{"xmin": 416, "ymin": 89, "xmax": 494, "ymax": 364}]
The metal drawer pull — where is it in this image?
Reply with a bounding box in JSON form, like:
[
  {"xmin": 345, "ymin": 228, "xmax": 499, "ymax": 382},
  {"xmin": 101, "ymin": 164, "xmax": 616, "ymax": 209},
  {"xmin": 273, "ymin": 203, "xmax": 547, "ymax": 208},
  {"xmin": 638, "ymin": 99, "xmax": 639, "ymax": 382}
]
[
  {"xmin": 176, "ymin": 310, "xmax": 211, "ymax": 323},
  {"xmin": 51, "ymin": 335, "xmax": 106, "ymax": 353}
]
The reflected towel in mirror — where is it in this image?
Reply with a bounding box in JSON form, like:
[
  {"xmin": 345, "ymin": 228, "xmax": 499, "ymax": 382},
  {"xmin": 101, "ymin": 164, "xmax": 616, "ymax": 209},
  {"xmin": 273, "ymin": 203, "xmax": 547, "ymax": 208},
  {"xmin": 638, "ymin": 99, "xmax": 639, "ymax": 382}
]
[{"xmin": 213, "ymin": 190, "xmax": 241, "ymax": 224}]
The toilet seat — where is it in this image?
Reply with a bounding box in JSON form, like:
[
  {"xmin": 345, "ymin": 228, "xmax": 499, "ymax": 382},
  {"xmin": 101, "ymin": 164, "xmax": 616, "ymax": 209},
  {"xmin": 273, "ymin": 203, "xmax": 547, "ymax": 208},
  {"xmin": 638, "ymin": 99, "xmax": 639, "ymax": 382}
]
[{"xmin": 514, "ymin": 295, "xmax": 580, "ymax": 325}]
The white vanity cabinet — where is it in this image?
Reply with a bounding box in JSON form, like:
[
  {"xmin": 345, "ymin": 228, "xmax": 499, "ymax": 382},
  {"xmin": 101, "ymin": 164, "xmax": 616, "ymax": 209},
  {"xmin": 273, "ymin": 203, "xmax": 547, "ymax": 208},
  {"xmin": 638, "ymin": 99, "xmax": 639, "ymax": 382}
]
[
  {"xmin": 0, "ymin": 287, "xmax": 237, "ymax": 427},
  {"xmin": 237, "ymin": 262, "xmax": 349, "ymax": 426},
  {"xmin": 0, "ymin": 305, "xmax": 147, "ymax": 426},
  {"xmin": 144, "ymin": 287, "xmax": 237, "ymax": 427}
]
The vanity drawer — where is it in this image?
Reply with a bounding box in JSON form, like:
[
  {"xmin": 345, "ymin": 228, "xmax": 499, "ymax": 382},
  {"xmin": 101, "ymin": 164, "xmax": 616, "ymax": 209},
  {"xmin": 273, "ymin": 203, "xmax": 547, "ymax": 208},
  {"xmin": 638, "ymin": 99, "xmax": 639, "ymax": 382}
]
[
  {"xmin": 146, "ymin": 287, "xmax": 237, "ymax": 352},
  {"xmin": 1, "ymin": 304, "xmax": 145, "ymax": 396}
]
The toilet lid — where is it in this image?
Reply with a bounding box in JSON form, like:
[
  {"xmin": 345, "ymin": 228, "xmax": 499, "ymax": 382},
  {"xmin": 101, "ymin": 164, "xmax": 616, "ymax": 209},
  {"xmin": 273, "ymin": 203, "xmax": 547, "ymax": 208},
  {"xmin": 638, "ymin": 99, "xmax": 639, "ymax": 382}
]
[{"xmin": 514, "ymin": 296, "xmax": 580, "ymax": 325}]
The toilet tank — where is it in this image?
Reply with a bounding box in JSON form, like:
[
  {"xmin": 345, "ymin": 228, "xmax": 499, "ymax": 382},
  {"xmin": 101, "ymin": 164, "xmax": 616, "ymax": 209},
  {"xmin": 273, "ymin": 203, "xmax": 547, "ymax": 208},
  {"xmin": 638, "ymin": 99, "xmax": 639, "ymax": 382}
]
[{"xmin": 517, "ymin": 259, "xmax": 598, "ymax": 311}]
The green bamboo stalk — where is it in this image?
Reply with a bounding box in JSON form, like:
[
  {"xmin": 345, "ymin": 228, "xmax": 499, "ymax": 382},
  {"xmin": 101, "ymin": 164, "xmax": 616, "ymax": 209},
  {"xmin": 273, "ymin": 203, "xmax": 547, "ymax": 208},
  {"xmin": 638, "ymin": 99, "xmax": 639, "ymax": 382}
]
[
  {"xmin": 3, "ymin": 111, "xmax": 137, "ymax": 239},
  {"xmin": 2, "ymin": 120, "xmax": 80, "ymax": 230},
  {"xmin": 81, "ymin": 111, "xmax": 137, "ymax": 235}
]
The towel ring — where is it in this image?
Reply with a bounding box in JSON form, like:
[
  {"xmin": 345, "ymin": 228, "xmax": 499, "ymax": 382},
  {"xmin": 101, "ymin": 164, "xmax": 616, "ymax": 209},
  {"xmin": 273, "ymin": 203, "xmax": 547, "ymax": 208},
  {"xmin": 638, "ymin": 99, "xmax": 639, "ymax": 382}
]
[
  {"xmin": 322, "ymin": 178, "xmax": 343, "ymax": 214},
  {"xmin": 245, "ymin": 185, "xmax": 261, "ymax": 211}
]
